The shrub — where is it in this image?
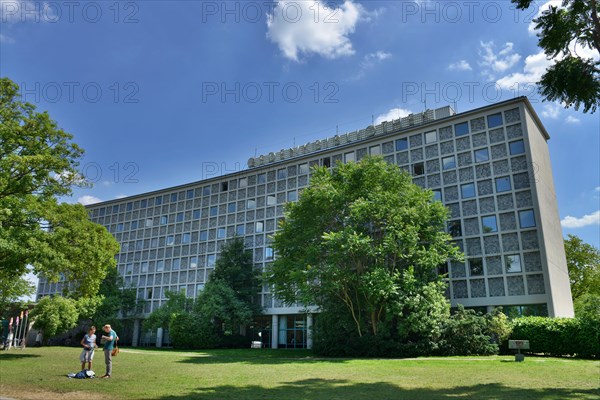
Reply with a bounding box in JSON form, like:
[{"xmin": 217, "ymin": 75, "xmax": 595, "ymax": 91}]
[
  {"xmin": 510, "ymin": 315, "xmax": 599, "ymax": 359},
  {"xmin": 437, "ymin": 306, "xmax": 498, "ymax": 356},
  {"xmin": 169, "ymin": 313, "xmax": 219, "ymax": 349}
]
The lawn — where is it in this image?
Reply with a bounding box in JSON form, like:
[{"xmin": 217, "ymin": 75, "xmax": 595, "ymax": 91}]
[{"xmin": 0, "ymin": 347, "xmax": 598, "ymax": 400}]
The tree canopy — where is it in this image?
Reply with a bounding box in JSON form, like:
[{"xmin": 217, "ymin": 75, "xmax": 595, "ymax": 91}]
[
  {"xmin": 0, "ymin": 77, "xmax": 120, "ymax": 299},
  {"xmin": 512, "ymin": 0, "xmax": 600, "ymax": 113},
  {"xmin": 267, "ymin": 157, "xmax": 461, "ymax": 338},
  {"xmin": 564, "ymin": 234, "xmax": 600, "ymax": 300}
]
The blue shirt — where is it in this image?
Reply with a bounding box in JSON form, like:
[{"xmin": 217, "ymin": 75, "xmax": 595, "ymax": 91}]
[
  {"xmin": 102, "ymin": 330, "xmax": 117, "ymax": 350},
  {"xmin": 83, "ymin": 333, "xmax": 96, "ymax": 350}
]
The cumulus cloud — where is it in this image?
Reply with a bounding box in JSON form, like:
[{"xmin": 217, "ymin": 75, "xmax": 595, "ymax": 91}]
[
  {"xmin": 266, "ymin": 0, "xmax": 364, "ymax": 61},
  {"xmin": 561, "ymin": 210, "xmax": 600, "ymax": 228},
  {"xmin": 348, "ymin": 51, "xmax": 392, "ymax": 80},
  {"xmin": 496, "ymin": 51, "xmax": 553, "ymax": 89},
  {"xmin": 541, "ymin": 103, "xmax": 561, "ymax": 119},
  {"xmin": 374, "ymin": 108, "xmax": 412, "ymax": 125},
  {"xmin": 448, "ymin": 60, "xmax": 472, "ymax": 71},
  {"xmin": 565, "ymin": 115, "xmax": 581, "ymax": 124},
  {"xmin": 479, "ymin": 42, "xmax": 521, "ymax": 78},
  {"xmin": 78, "ymin": 195, "xmax": 102, "ymax": 205}
]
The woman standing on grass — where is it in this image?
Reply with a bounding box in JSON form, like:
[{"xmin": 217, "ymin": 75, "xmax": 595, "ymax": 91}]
[{"xmin": 79, "ymin": 326, "xmax": 96, "ymax": 371}]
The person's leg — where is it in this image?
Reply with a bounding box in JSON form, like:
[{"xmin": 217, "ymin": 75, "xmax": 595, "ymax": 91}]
[{"xmin": 103, "ymin": 349, "xmax": 112, "ymax": 377}]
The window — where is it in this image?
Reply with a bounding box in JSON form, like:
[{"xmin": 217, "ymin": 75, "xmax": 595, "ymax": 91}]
[
  {"xmin": 150, "ymin": 238, "xmax": 158, "ymax": 248},
  {"xmin": 146, "ymin": 288, "xmax": 153, "ymax": 300},
  {"xmin": 236, "ymin": 225, "xmax": 245, "ymax": 235},
  {"xmin": 448, "ymin": 220, "xmax": 462, "ymax": 237},
  {"xmin": 210, "ymin": 206, "xmax": 218, "ymax": 216},
  {"xmin": 176, "ymin": 212, "xmax": 184, "ymax": 222},
  {"xmin": 203, "ymin": 186, "xmax": 211, "ymax": 196},
  {"xmin": 228, "ymin": 203, "xmax": 236, "ymax": 213},
  {"xmin": 157, "ymin": 260, "xmax": 165, "ymax": 272},
  {"xmin": 247, "ymin": 199, "xmax": 256, "ymax": 209},
  {"xmin": 200, "ymin": 230, "xmax": 208, "ymax": 241},
  {"xmin": 126, "ymin": 202, "xmax": 133, "ymax": 211},
  {"xmin": 287, "ymin": 191, "xmax": 298, "ymax": 202},
  {"xmin": 131, "ymin": 221, "xmax": 138, "ymax": 230},
  {"xmin": 267, "ymin": 195, "xmax": 276, "ymax": 206},
  {"xmin": 396, "ymin": 138, "xmax": 408, "ymax": 151},
  {"xmin": 495, "ymin": 177, "xmax": 511, "ymax": 192},
  {"xmin": 299, "ymin": 163, "xmax": 309, "ymax": 175},
  {"xmin": 442, "ymin": 156, "xmax": 456, "ymax": 170},
  {"xmin": 474, "ymin": 148, "xmax": 489, "ymax": 163},
  {"xmin": 322, "ymin": 157, "xmax": 331, "ymax": 168},
  {"xmin": 278, "ymin": 168, "xmax": 287, "ymax": 179},
  {"xmin": 182, "ymin": 233, "xmax": 191, "ymax": 244},
  {"xmin": 345, "ymin": 152, "xmax": 355, "ymax": 163},
  {"xmin": 519, "ymin": 210, "xmax": 536, "ymax": 228},
  {"xmin": 461, "ymin": 183, "xmax": 476, "ymax": 199},
  {"xmin": 140, "ymin": 199, "xmax": 147, "ymax": 208},
  {"xmin": 166, "ymin": 236, "xmax": 174, "ymax": 246},
  {"xmin": 265, "ymin": 247, "xmax": 274, "ymax": 260},
  {"xmin": 141, "ymin": 262, "xmax": 149, "ymax": 273},
  {"xmin": 239, "ymin": 177, "xmax": 248, "ymax": 188},
  {"xmin": 505, "ymin": 254, "xmax": 522, "ymax": 273},
  {"xmin": 509, "ymin": 140, "xmax": 525, "ymax": 155},
  {"xmin": 186, "ymin": 189, "xmax": 194, "ymax": 199},
  {"xmin": 193, "ymin": 209, "xmax": 201, "ymax": 219},
  {"xmin": 155, "ymin": 196, "xmax": 162, "ymax": 206},
  {"xmin": 190, "ymin": 257, "xmax": 198, "ymax": 268},
  {"xmin": 413, "ymin": 162, "xmax": 424, "ymax": 176},
  {"xmin": 145, "ymin": 218, "xmax": 153, "ymax": 228},
  {"xmin": 116, "ymin": 223, "xmax": 124, "ymax": 232},
  {"xmin": 487, "ymin": 113, "xmax": 503, "ymax": 128},
  {"xmin": 425, "ymin": 130, "xmax": 437, "ymax": 144},
  {"xmin": 221, "ymin": 182, "xmax": 229, "ymax": 192},
  {"xmin": 126, "ymin": 263, "xmax": 133, "ymax": 274},
  {"xmin": 370, "ymin": 145, "xmax": 381, "ymax": 155},
  {"xmin": 171, "ymin": 193, "xmax": 178, "ymax": 202},
  {"xmin": 432, "ymin": 189, "xmax": 442, "ymax": 202},
  {"xmin": 482, "ymin": 215, "xmax": 498, "ymax": 233},
  {"xmin": 160, "ymin": 216, "xmax": 168, "ymax": 225},
  {"xmin": 217, "ymin": 228, "xmax": 226, "ymax": 239},
  {"xmin": 455, "ymin": 122, "xmax": 469, "ymax": 136},
  {"xmin": 172, "ymin": 259, "xmax": 180, "ymax": 270},
  {"xmin": 256, "ymin": 221, "xmax": 264, "ymax": 233},
  {"xmin": 469, "ymin": 258, "xmax": 484, "ymax": 276},
  {"xmin": 257, "ymin": 173, "xmax": 266, "ymax": 184},
  {"xmin": 207, "ymin": 254, "xmax": 216, "ymax": 267}
]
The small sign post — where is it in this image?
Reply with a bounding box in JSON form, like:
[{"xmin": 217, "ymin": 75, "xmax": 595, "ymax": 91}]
[{"xmin": 509, "ymin": 340, "xmax": 530, "ymax": 362}]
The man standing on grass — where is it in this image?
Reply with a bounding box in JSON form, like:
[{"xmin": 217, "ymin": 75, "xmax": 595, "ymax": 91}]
[{"xmin": 100, "ymin": 324, "xmax": 118, "ymax": 379}]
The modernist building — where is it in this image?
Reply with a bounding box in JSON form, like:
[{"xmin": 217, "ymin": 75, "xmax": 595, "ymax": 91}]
[{"xmin": 36, "ymin": 97, "xmax": 574, "ymax": 348}]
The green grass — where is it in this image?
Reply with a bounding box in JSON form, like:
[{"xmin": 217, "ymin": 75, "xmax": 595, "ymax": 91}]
[{"xmin": 0, "ymin": 347, "xmax": 598, "ymax": 399}]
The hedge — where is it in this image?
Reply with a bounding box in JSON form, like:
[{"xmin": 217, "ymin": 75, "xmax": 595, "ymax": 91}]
[{"xmin": 509, "ymin": 316, "xmax": 599, "ymax": 359}]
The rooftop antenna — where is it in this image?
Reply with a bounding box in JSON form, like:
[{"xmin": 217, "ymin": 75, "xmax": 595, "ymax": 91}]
[
  {"xmin": 371, "ymin": 114, "xmax": 374, "ymax": 125},
  {"xmin": 254, "ymin": 147, "xmax": 257, "ymax": 158},
  {"xmin": 336, "ymin": 124, "xmax": 339, "ymax": 135},
  {"xmin": 453, "ymin": 100, "xmax": 458, "ymax": 113},
  {"xmin": 423, "ymin": 99, "xmax": 427, "ymax": 111}
]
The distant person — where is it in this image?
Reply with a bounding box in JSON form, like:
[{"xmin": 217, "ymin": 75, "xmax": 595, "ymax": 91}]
[
  {"xmin": 35, "ymin": 331, "xmax": 42, "ymax": 347},
  {"xmin": 80, "ymin": 326, "xmax": 97, "ymax": 371},
  {"xmin": 100, "ymin": 324, "xmax": 118, "ymax": 378}
]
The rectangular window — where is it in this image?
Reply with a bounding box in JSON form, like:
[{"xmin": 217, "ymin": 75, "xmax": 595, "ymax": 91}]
[
  {"xmin": 448, "ymin": 220, "xmax": 462, "ymax": 237},
  {"xmin": 505, "ymin": 254, "xmax": 522, "ymax": 273},
  {"xmin": 287, "ymin": 191, "xmax": 298, "ymax": 202},
  {"xmin": 221, "ymin": 182, "xmax": 229, "ymax": 192},
  {"xmin": 267, "ymin": 195, "xmax": 276, "ymax": 206},
  {"xmin": 442, "ymin": 156, "xmax": 456, "ymax": 170},
  {"xmin": 203, "ymin": 186, "xmax": 211, "ymax": 196},
  {"xmin": 299, "ymin": 163, "xmax": 309, "ymax": 175},
  {"xmin": 370, "ymin": 145, "xmax": 381, "ymax": 155},
  {"xmin": 345, "ymin": 152, "xmax": 355, "ymax": 163},
  {"xmin": 509, "ymin": 140, "xmax": 525, "ymax": 155},
  {"xmin": 482, "ymin": 215, "xmax": 498, "ymax": 233},
  {"xmin": 413, "ymin": 162, "xmax": 424, "ymax": 176},
  {"xmin": 236, "ymin": 225, "xmax": 245, "ymax": 235},
  {"xmin": 117, "ymin": 223, "xmax": 124, "ymax": 232},
  {"xmin": 425, "ymin": 130, "xmax": 437, "ymax": 144},
  {"xmin": 432, "ymin": 189, "xmax": 442, "ymax": 202},
  {"xmin": 495, "ymin": 177, "xmax": 512, "ymax": 192},
  {"xmin": 200, "ymin": 230, "xmax": 208, "ymax": 241},
  {"xmin": 131, "ymin": 220, "xmax": 138, "ymax": 230},
  {"xmin": 469, "ymin": 258, "xmax": 484, "ymax": 276},
  {"xmin": 190, "ymin": 256, "xmax": 198, "ymax": 268},
  {"xmin": 182, "ymin": 233, "xmax": 191, "ymax": 244},
  {"xmin": 461, "ymin": 183, "xmax": 476, "ymax": 199},
  {"xmin": 247, "ymin": 199, "xmax": 256, "ymax": 209},
  {"xmin": 277, "ymin": 168, "xmax": 287, "ymax": 179},
  {"xmin": 146, "ymin": 288, "xmax": 153, "ymax": 300},
  {"xmin": 140, "ymin": 199, "xmax": 147, "ymax": 208},
  {"xmin": 257, "ymin": 173, "xmax": 266, "ymax": 184},
  {"xmin": 172, "ymin": 259, "xmax": 180, "ymax": 270},
  {"xmin": 156, "ymin": 260, "xmax": 164, "ymax": 272},
  {"xmin": 265, "ymin": 247, "xmax": 274, "ymax": 260},
  {"xmin": 187, "ymin": 189, "xmax": 194, "ymax": 199},
  {"xmin": 145, "ymin": 218, "xmax": 153, "ymax": 228},
  {"xmin": 396, "ymin": 138, "xmax": 408, "ymax": 151},
  {"xmin": 217, "ymin": 228, "xmax": 226, "ymax": 239},
  {"xmin": 210, "ymin": 206, "xmax": 218, "ymax": 216},
  {"xmin": 474, "ymin": 148, "xmax": 489, "ymax": 163},
  {"xmin": 150, "ymin": 238, "xmax": 158, "ymax": 248},
  {"xmin": 519, "ymin": 210, "xmax": 536, "ymax": 228},
  {"xmin": 193, "ymin": 209, "xmax": 201, "ymax": 219},
  {"xmin": 455, "ymin": 122, "xmax": 469, "ymax": 136},
  {"xmin": 160, "ymin": 216, "xmax": 168, "ymax": 225},
  {"xmin": 228, "ymin": 203, "xmax": 236, "ymax": 213},
  {"xmin": 171, "ymin": 193, "xmax": 178, "ymax": 203},
  {"xmin": 126, "ymin": 263, "xmax": 133, "ymax": 275},
  {"xmin": 207, "ymin": 255, "xmax": 216, "ymax": 267},
  {"xmin": 141, "ymin": 262, "xmax": 149, "ymax": 273},
  {"xmin": 126, "ymin": 203, "xmax": 133, "ymax": 211},
  {"xmin": 166, "ymin": 236, "xmax": 174, "ymax": 246},
  {"xmin": 176, "ymin": 212, "xmax": 184, "ymax": 222},
  {"xmin": 155, "ymin": 196, "xmax": 162, "ymax": 206},
  {"xmin": 256, "ymin": 221, "xmax": 264, "ymax": 233},
  {"xmin": 239, "ymin": 177, "xmax": 248, "ymax": 188},
  {"xmin": 487, "ymin": 113, "xmax": 503, "ymax": 128}
]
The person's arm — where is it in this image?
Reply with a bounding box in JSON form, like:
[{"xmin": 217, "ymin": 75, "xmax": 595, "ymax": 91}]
[{"xmin": 80, "ymin": 335, "xmax": 87, "ymax": 348}]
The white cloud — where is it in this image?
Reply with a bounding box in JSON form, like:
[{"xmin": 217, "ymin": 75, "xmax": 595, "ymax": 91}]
[
  {"xmin": 78, "ymin": 195, "xmax": 102, "ymax": 205},
  {"xmin": 479, "ymin": 42, "xmax": 521, "ymax": 78},
  {"xmin": 115, "ymin": 194, "xmax": 127, "ymax": 199},
  {"xmin": 541, "ymin": 103, "xmax": 561, "ymax": 119},
  {"xmin": 349, "ymin": 51, "xmax": 392, "ymax": 81},
  {"xmin": 266, "ymin": 0, "xmax": 364, "ymax": 61},
  {"xmin": 595, "ymin": 187, "xmax": 600, "ymax": 192},
  {"xmin": 565, "ymin": 115, "xmax": 581, "ymax": 124},
  {"xmin": 496, "ymin": 51, "xmax": 553, "ymax": 89},
  {"xmin": 527, "ymin": 1, "xmax": 562, "ymax": 35},
  {"xmin": 0, "ymin": 33, "xmax": 15, "ymax": 44},
  {"xmin": 374, "ymin": 108, "xmax": 412, "ymax": 125},
  {"xmin": 448, "ymin": 60, "xmax": 472, "ymax": 71},
  {"xmin": 561, "ymin": 210, "xmax": 600, "ymax": 228}
]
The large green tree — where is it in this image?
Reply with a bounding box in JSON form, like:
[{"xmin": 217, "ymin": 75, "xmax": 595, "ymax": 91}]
[
  {"xmin": 0, "ymin": 77, "xmax": 120, "ymax": 299},
  {"xmin": 267, "ymin": 157, "xmax": 461, "ymax": 339},
  {"xmin": 30, "ymin": 296, "xmax": 79, "ymax": 340},
  {"xmin": 564, "ymin": 234, "xmax": 600, "ymax": 300},
  {"xmin": 512, "ymin": 0, "xmax": 600, "ymax": 113}
]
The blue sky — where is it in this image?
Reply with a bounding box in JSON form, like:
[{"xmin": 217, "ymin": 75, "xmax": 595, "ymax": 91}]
[{"xmin": 2, "ymin": 0, "xmax": 599, "ymax": 256}]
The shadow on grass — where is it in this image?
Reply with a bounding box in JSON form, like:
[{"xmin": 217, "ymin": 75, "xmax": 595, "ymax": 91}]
[
  {"xmin": 174, "ymin": 349, "xmax": 350, "ymax": 365},
  {"xmin": 158, "ymin": 379, "xmax": 600, "ymax": 400},
  {"xmin": 0, "ymin": 352, "xmax": 41, "ymax": 360}
]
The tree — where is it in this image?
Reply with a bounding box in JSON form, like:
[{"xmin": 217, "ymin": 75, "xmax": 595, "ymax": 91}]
[
  {"xmin": 512, "ymin": 0, "xmax": 600, "ymax": 113},
  {"xmin": 267, "ymin": 157, "xmax": 461, "ymax": 339},
  {"xmin": 30, "ymin": 296, "xmax": 79, "ymax": 340},
  {"xmin": 145, "ymin": 290, "xmax": 193, "ymax": 331},
  {"xmin": 564, "ymin": 234, "xmax": 600, "ymax": 300},
  {"xmin": 0, "ymin": 77, "xmax": 120, "ymax": 298},
  {"xmin": 194, "ymin": 280, "xmax": 253, "ymax": 336},
  {"xmin": 0, "ymin": 274, "xmax": 34, "ymax": 317}
]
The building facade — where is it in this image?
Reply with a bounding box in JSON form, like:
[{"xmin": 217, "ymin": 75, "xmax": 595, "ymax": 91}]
[{"xmin": 36, "ymin": 97, "xmax": 574, "ymax": 347}]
